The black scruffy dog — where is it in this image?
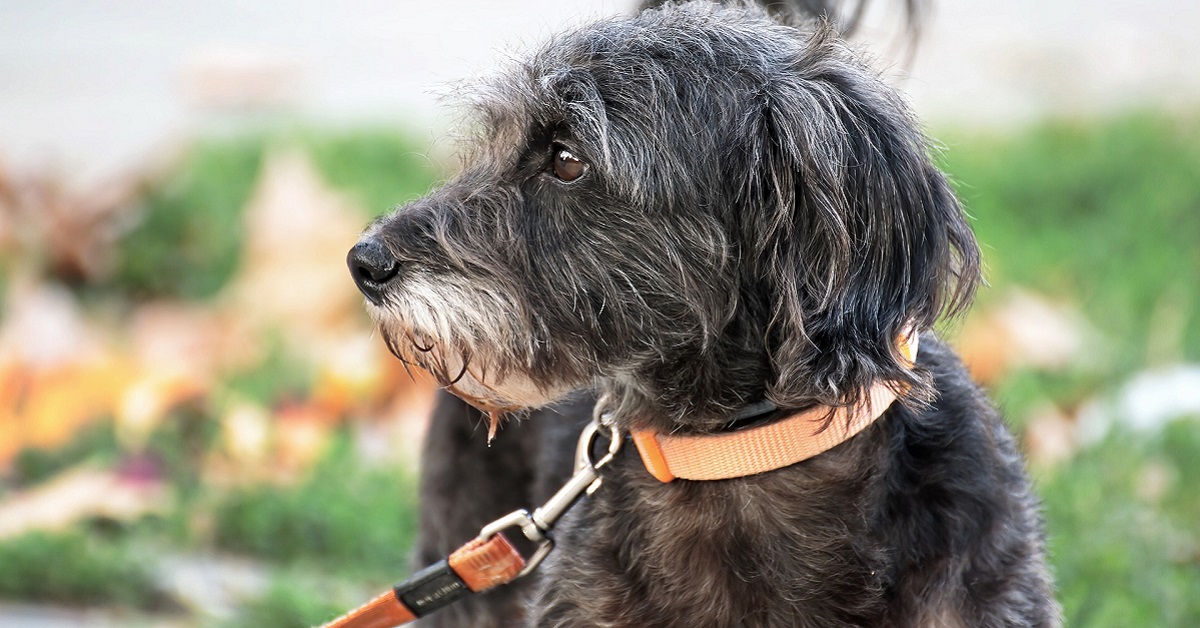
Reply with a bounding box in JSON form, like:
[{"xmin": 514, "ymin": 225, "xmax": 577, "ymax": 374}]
[{"xmin": 347, "ymin": 2, "xmax": 1060, "ymax": 626}]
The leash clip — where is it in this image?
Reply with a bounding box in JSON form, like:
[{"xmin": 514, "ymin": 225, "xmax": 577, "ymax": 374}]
[
  {"xmin": 475, "ymin": 412, "xmax": 622, "ymax": 577},
  {"xmin": 475, "ymin": 509, "xmax": 553, "ymax": 578},
  {"xmin": 322, "ymin": 409, "xmax": 625, "ymax": 627}
]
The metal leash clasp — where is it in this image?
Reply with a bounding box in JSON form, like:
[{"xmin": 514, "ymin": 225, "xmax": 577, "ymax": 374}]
[{"xmin": 475, "ymin": 409, "xmax": 621, "ymax": 578}]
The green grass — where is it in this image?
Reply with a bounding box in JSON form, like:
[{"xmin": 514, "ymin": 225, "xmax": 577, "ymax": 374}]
[
  {"xmin": 206, "ymin": 433, "xmax": 420, "ymax": 626},
  {"xmin": 1041, "ymin": 421, "xmax": 1200, "ymax": 627},
  {"xmin": 936, "ymin": 112, "xmax": 1200, "ymax": 627},
  {"xmin": 222, "ymin": 334, "xmax": 316, "ymax": 407},
  {"xmin": 302, "ymin": 128, "xmax": 447, "ymax": 216},
  {"xmin": 220, "ymin": 574, "xmax": 354, "ymax": 628},
  {"xmin": 210, "ymin": 435, "xmax": 419, "ymax": 581},
  {"xmin": 107, "ymin": 128, "xmax": 442, "ymax": 301},
  {"xmin": 10, "ymin": 421, "xmax": 121, "ymax": 486},
  {"xmin": 110, "ymin": 137, "xmax": 265, "ymax": 300},
  {"xmin": 0, "ymin": 530, "xmax": 167, "ymax": 610},
  {"xmin": 939, "ymin": 113, "xmax": 1200, "ymax": 373}
]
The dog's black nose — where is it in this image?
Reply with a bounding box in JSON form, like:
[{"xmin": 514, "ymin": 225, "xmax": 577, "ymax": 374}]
[{"xmin": 347, "ymin": 238, "xmax": 400, "ymax": 303}]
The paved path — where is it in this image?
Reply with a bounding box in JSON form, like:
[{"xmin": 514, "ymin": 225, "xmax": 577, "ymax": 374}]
[
  {"xmin": 0, "ymin": 551, "xmax": 269, "ymax": 628},
  {"xmin": 2, "ymin": 0, "xmax": 1198, "ymax": 185},
  {"xmin": 0, "ymin": 604, "xmax": 183, "ymax": 628}
]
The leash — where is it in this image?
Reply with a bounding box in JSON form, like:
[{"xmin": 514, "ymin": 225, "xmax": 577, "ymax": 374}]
[{"xmin": 320, "ymin": 411, "xmax": 621, "ymax": 628}]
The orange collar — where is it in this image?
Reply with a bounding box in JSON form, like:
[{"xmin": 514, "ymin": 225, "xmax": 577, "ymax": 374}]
[{"xmin": 631, "ymin": 331, "xmax": 920, "ymax": 482}]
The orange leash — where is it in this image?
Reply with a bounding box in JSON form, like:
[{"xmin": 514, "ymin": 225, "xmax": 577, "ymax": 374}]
[
  {"xmin": 321, "ymin": 534, "xmax": 526, "ymax": 628},
  {"xmin": 320, "ymin": 418, "xmax": 622, "ymax": 628}
]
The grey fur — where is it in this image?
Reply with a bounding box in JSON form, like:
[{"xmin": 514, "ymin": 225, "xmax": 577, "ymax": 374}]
[{"xmin": 348, "ymin": 2, "xmax": 1060, "ymax": 626}]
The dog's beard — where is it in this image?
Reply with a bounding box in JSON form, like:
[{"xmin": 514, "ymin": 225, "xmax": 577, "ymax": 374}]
[{"xmin": 369, "ymin": 272, "xmax": 571, "ymax": 439}]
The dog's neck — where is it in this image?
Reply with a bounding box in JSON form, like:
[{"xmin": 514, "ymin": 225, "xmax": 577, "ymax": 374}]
[
  {"xmin": 602, "ymin": 321, "xmax": 922, "ymax": 436},
  {"xmin": 600, "ymin": 351, "xmax": 778, "ymax": 436},
  {"xmin": 630, "ymin": 371, "xmax": 913, "ymax": 482},
  {"xmin": 599, "ymin": 356, "xmax": 827, "ymax": 436},
  {"xmin": 716, "ymin": 399, "xmax": 780, "ymax": 427},
  {"xmin": 602, "ymin": 330, "xmax": 920, "ymax": 481}
]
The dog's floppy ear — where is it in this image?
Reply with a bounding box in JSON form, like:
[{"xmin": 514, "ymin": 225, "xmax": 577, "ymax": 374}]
[{"xmin": 742, "ymin": 28, "xmax": 980, "ymax": 409}]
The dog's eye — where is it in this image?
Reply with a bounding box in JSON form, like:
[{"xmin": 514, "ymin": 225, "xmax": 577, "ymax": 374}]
[{"xmin": 552, "ymin": 148, "xmax": 586, "ymax": 182}]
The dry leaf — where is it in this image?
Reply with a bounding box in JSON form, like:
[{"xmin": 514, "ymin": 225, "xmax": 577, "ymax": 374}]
[
  {"xmin": 958, "ymin": 288, "xmax": 1095, "ymax": 383},
  {"xmin": 223, "ymin": 149, "xmax": 368, "ymax": 356}
]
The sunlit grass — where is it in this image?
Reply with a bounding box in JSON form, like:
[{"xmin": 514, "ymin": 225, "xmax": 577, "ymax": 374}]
[
  {"xmin": 939, "ymin": 113, "xmax": 1200, "ymax": 372},
  {"xmin": 1040, "ymin": 421, "xmax": 1200, "ymax": 626},
  {"xmin": 938, "ymin": 112, "xmax": 1200, "ymax": 627},
  {"xmin": 0, "ymin": 530, "xmax": 168, "ymax": 610},
  {"xmin": 107, "ymin": 128, "xmax": 442, "ymax": 301},
  {"xmin": 210, "ymin": 435, "xmax": 419, "ymax": 582},
  {"xmin": 218, "ymin": 573, "xmax": 358, "ymax": 628}
]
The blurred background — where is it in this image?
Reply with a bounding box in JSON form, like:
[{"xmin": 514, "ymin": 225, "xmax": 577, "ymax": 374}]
[{"xmin": 1, "ymin": 0, "xmax": 1198, "ymax": 626}]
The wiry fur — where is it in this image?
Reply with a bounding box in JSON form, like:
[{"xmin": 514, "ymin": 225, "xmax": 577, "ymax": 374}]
[
  {"xmin": 639, "ymin": 0, "xmax": 927, "ymax": 38},
  {"xmin": 349, "ymin": 2, "xmax": 1059, "ymax": 626}
]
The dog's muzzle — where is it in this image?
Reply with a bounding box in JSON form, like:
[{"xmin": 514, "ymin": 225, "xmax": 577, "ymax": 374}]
[{"xmin": 347, "ymin": 237, "xmax": 400, "ymax": 304}]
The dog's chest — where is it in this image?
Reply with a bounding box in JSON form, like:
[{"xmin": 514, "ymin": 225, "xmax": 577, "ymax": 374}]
[{"xmin": 531, "ymin": 452, "xmax": 892, "ymax": 627}]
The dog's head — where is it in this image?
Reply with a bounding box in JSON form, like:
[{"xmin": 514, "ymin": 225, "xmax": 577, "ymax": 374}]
[{"xmin": 349, "ymin": 4, "xmax": 979, "ymax": 432}]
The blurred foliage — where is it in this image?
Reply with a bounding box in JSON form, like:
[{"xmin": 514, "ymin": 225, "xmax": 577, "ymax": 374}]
[
  {"xmin": 302, "ymin": 128, "xmax": 446, "ymax": 216},
  {"xmin": 0, "ymin": 530, "xmax": 166, "ymax": 610},
  {"xmin": 110, "ymin": 138, "xmax": 264, "ymax": 301},
  {"xmin": 940, "ymin": 113, "xmax": 1200, "ymax": 372},
  {"xmin": 148, "ymin": 406, "xmax": 222, "ymax": 500},
  {"xmin": 107, "ymin": 129, "xmax": 441, "ymax": 301},
  {"xmin": 211, "ymin": 435, "xmax": 418, "ymax": 581},
  {"xmin": 8, "ymin": 406, "xmax": 214, "ymax": 498},
  {"xmin": 219, "ymin": 574, "xmax": 355, "ymax": 628},
  {"xmin": 1041, "ymin": 421, "xmax": 1200, "ymax": 627},
  {"xmin": 224, "ymin": 335, "xmax": 315, "ymax": 407},
  {"xmin": 986, "ymin": 368, "xmax": 1099, "ymax": 431},
  {"xmin": 11, "ymin": 421, "xmax": 120, "ymax": 486}
]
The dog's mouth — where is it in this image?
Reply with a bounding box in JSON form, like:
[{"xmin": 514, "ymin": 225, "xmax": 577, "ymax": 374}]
[
  {"xmin": 377, "ymin": 325, "xmax": 560, "ymax": 439},
  {"xmin": 351, "ymin": 243, "xmax": 586, "ymax": 435},
  {"xmin": 351, "ymin": 264, "xmax": 565, "ymax": 437}
]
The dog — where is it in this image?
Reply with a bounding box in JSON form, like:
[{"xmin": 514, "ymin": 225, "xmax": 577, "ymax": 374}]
[{"xmin": 347, "ymin": 2, "xmax": 1060, "ymax": 626}]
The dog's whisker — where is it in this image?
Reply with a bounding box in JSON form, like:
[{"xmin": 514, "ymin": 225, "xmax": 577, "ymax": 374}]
[{"xmin": 447, "ymin": 354, "xmax": 471, "ymax": 386}]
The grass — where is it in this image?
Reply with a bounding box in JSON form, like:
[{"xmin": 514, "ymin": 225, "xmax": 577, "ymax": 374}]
[
  {"xmin": 223, "ymin": 335, "xmax": 317, "ymax": 407},
  {"xmin": 1040, "ymin": 421, "xmax": 1200, "ymax": 626},
  {"xmin": 107, "ymin": 128, "xmax": 442, "ymax": 301},
  {"xmin": 219, "ymin": 574, "xmax": 361, "ymax": 628},
  {"xmin": 110, "ymin": 137, "xmax": 265, "ymax": 301},
  {"xmin": 302, "ymin": 128, "xmax": 447, "ymax": 215},
  {"xmin": 0, "ymin": 424, "xmax": 418, "ymax": 621},
  {"xmin": 10, "ymin": 421, "xmax": 121, "ymax": 486},
  {"xmin": 209, "ymin": 435, "xmax": 419, "ymax": 581},
  {"xmin": 938, "ymin": 113, "xmax": 1200, "ymax": 372},
  {"xmin": 0, "ymin": 530, "xmax": 167, "ymax": 610}
]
